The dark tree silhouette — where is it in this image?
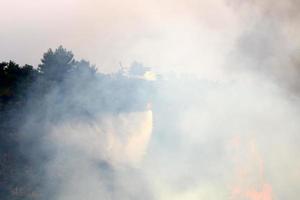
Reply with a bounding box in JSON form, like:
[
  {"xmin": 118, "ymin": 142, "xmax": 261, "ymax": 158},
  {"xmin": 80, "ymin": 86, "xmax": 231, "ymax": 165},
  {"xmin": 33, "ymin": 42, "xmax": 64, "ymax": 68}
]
[
  {"xmin": 0, "ymin": 61, "xmax": 36, "ymax": 107},
  {"xmin": 38, "ymin": 46, "xmax": 75, "ymax": 82}
]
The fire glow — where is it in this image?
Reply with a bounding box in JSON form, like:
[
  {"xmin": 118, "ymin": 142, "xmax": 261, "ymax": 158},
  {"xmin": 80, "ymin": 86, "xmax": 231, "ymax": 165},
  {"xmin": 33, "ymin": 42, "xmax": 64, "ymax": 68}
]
[{"xmin": 229, "ymin": 136, "xmax": 273, "ymax": 200}]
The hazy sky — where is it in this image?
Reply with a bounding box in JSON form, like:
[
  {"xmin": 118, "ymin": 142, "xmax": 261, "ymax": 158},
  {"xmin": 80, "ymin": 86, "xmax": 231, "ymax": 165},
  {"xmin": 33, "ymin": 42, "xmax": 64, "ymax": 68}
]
[
  {"xmin": 1, "ymin": 0, "xmax": 299, "ymax": 78},
  {"xmin": 0, "ymin": 0, "xmax": 241, "ymax": 76}
]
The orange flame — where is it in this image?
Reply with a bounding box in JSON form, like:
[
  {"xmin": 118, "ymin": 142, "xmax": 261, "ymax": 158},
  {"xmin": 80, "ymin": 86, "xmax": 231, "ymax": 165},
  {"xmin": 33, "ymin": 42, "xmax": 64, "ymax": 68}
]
[{"xmin": 228, "ymin": 135, "xmax": 273, "ymax": 200}]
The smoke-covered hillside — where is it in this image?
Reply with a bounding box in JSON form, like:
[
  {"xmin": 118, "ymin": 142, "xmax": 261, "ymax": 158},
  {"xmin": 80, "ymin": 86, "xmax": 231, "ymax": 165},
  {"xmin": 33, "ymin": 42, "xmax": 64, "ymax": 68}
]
[
  {"xmin": 1, "ymin": 44, "xmax": 300, "ymax": 200},
  {"xmin": 0, "ymin": 46, "xmax": 154, "ymax": 200}
]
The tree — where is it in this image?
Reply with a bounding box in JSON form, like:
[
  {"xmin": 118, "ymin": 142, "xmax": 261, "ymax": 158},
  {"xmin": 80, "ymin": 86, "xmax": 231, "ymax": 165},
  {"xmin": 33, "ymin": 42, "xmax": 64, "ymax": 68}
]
[
  {"xmin": 128, "ymin": 61, "xmax": 150, "ymax": 76},
  {"xmin": 0, "ymin": 46, "xmax": 155, "ymax": 200},
  {"xmin": 73, "ymin": 59, "xmax": 97, "ymax": 76},
  {"xmin": 0, "ymin": 61, "xmax": 36, "ymax": 107},
  {"xmin": 38, "ymin": 46, "xmax": 75, "ymax": 82}
]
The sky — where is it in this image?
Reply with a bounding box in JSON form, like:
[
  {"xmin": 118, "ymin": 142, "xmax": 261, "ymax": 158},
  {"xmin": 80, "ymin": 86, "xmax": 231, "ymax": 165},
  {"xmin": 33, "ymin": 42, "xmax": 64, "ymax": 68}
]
[
  {"xmin": 2, "ymin": 0, "xmax": 299, "ymax": 80},
  {"xmin": 0, "ymin": 0, "xmax": 240, "ymax": 76}
]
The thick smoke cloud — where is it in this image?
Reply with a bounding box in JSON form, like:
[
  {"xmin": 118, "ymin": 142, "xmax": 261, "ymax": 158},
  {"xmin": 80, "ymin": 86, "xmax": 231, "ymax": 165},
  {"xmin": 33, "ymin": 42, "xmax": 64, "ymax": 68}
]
[
  {"xmin": 148, "ymin": 75, "xmax": 300, "ymax": 199},
  {"xmin": 228, "ymin": 0, "xmax": 300, "ymax": 92},
  {"xmin": 1, "ymin": 0, "xmax": 300, "ymax": 200},
  {"xmin": 143, "ymin": 0, "xmax": 300, "ymax": 199}
]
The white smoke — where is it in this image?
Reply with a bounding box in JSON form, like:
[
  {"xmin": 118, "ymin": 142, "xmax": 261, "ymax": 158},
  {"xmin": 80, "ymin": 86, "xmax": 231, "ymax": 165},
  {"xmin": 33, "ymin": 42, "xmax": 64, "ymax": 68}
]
[
  {"xmin": 8, "ymin": 0, "xmax": 300, "ymax": 199},
  {"xmin": 42, "ymin": 110, "xmax": 153, "ymax": 200}
]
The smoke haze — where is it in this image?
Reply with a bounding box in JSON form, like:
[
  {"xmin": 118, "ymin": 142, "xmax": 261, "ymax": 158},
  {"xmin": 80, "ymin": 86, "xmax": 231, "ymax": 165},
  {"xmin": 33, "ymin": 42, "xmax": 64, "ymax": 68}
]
[{"xmin": 1, "ymin": 0, "xmax": 300, "ymax": 200}]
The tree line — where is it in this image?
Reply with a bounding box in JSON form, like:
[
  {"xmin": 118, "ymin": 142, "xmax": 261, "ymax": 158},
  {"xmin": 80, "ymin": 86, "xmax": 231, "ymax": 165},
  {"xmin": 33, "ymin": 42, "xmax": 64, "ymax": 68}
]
[{"xmin": 0, "ymin": 46, "xmax": 153, "ymax": 200}]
